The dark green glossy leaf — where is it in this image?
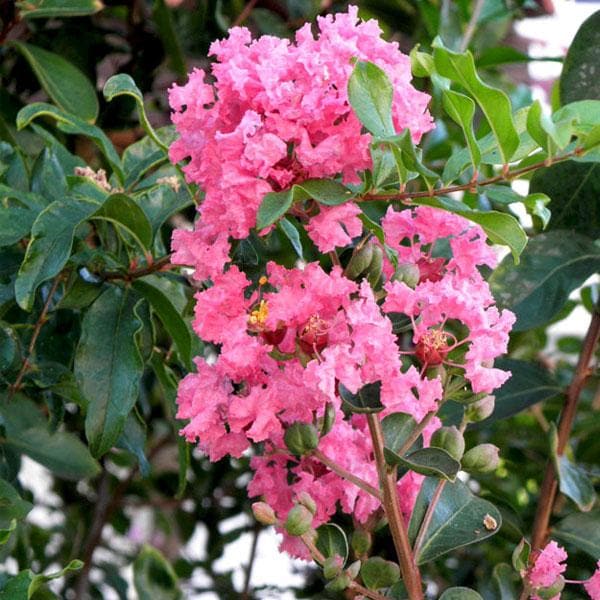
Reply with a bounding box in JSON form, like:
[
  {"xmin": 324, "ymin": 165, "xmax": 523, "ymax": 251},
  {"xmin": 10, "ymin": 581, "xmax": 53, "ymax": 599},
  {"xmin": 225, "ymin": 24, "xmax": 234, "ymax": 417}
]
[
  {"xmin": 293, "ymin": 179, "xmax": 353, "ymax": 206},
  {"xmin": 16, "ymin": 103, "xmax": 123, "ymax": 183},
  {"xmin": 133, "ymin": 545, "xmax": 181, "ymax": 600},
  {"xmin": 315, "ymin": 523, "xmax": 348, "ymax": 565},
  {"xmin": 122, "ymin": 128, "xmax": 175, "ymax": 190},
  {"xmin": 135, "ymin": 182, "xmax": 193, "ymax": 236},
  {"xmin": 256, "ymin": 190, "xmax": 293, "ymax": 230},
  {"xmin": 117, "ymin": 411, "xmax": 150, "ymax": 477},
  {"xmin": 15, "ymin": 197, "xmax": 99, "ymax": 311},
  {"xmin": 0, "ymin": 570, "xmax": 31, "ymax": 599},
  {"xmin": 360, "ymin": 557, "xmax": 400, "ymax": 590},
  {"xmin": 278, "ymin": 218, "xmax": 303, "ymax": 259},
  {"xmin": 439, "ymin": 588, "xmax": 482, "ymax": 600},
  {"xmin": 381, "ymin": 412, "xmax": 420, "ymax": 455},
  {"xmin": 0, "ymin": 397, "xmax": 100, "ymax": 480},
  {"xmin": 442, "ymin": 89, "xmax": 480, "ymax": 168},
  {"xmin": 560, "ymin": 11, "xmax": 600, "ymax": 104},
  {"xmin": 133, "ymin": 275, "xmax": 192, "ymax": 370},
  {"xmin": 0, "ymin": 323, "xmax": 18, "ymax": 373},
  {"xmin": 409, "ymin": 477, "xmax": 502, "ymax": 564},
  {"xmin": 152, "ymin": 0, "xmax": 187, "ymax": 78},
  {"xmin": 553, "ymin": 510, "xmax": 600, "ymax": 558},
  {"xmin": 384, "ymin": 447, "xmax": 460, "ymax": 481},
  {"xmin": 556, "ymin": 455, "xmax": 596, "ymax": 512},
  {"xmin": 16, "ymin": 0, "xmax": 103, "ymax": 19},
  {"xmin": 11, "ymin": 42, "xmax": 98, "ymax": 123},
  {"xmin": 0, "ymin": 207, "xmax": 36, "ymax": 247},
  {"xmin": 348, "ymin": 61, "xmax": 395, "ymax": 137},
  {"xmin": 433, "ymin": 39, "xmax": 519, "ymax": 163},
  {"xmin": 490, "ymin": 230, "xmax": 600, "ymax": 331},
  {"xmin": 30, "ymin": 147, "xmax": 67, "ymax": 202},
  {"xmin": 339, "ymin": 381, "xmax": 383, "ymax": 414},
  {"xmin": 75, "ymin": 286, "xmax": 144, "ymax": 457}
]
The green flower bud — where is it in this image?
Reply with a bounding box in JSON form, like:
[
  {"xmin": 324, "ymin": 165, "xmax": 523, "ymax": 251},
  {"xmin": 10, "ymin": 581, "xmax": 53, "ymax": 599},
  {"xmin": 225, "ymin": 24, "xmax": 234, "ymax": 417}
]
[
  {"xmin": 464, "ymin": 395, "xmax": 495, "ymax": 423},
  {"xmin": 322, "ymin": 555, "xmax": 344, "ymax": 580},
  {"xmin": 344, "ymin": 244, "xmax": 374, "ymax": 280},
  {"xmin": 284, "ymin": 504, "xmax": 313, "ymax": 536},
  {"xmin": 366, "ymin": 245, "xmax": 384, "ymax": 288},
  {"xmin": 461, "ymin": 444, "xmax": 500, "ymax": 473},
  {"xmin": 392, "ymin": 262, "xmax": 420, "ymax": 288},
  {"xmin": 325, "ymin": 573, "xmax": 351, "ymax": 592},
  {"xmin": 351, "ymin": 529, "xmax": 372, "ymax": 557},
  {"xmin": 284, "ymin": 422, "xmax": 319, "ymax": 456},
  {"xmin": 430, "ymin": 426, "xmax": 465, "ymax": 461},
  {"xmin": 297, "ymin": 492, "xmax": 317, "ymax": 515},
  {"xmin": 251, "ymin": 502, "xmax": 277, "ymax": 526}
]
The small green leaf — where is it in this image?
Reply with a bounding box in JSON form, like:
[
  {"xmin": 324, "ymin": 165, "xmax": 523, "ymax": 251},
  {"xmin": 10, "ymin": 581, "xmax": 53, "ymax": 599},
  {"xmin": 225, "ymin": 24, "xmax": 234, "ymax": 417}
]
[
  {"xmin": 135, "ymin": 180, "xmax": 193, "ymax": 235},
  {"xmin": 384, "ymin": 447, "xmax": 460, "ymax": 481},
  {"xmin": 16, "ymin": 103, "xmax": 123, "ymax": 183},
  {"xmin": 117, "ymin": 411, "xmax": 150, "ymax": 477},
  {"xmin": 104, "ymin": 75, "xmax": 167, "ymax": 153},
  {"xmin": 439, "ymin": 588, "xmax": 483, "ymax": 600},
  {"xmin": 553, "ymin": 510, "xmax": 600, "ymax": 558},
  {"xmin": 409, "ymin": 477, "xmax": 502, "ymax": 564},
  {"xmin": 315, "ymin": 523, "xmax": 348, "ymax": 565},
  {"xmin": 28, "ymin": 560, "xmax": 83, "ymax": 597},
  {"xmin": 278, "ymin": 218, "xmax": 303, "ymax": 259},
  {"xmin": 0, "ymin": 207, "xmax": 36, "ymax": 247},
  {"xmin": 360, "ymin": 557, "xmax": 400, "ymax": 590},
  {"xmin": 293, "ymin": 179, "xmax": 354, "ymax": 206},
  {"xmin": 492, "ymin": 563, "xmax": 519, "ymax": 600},
  {"xmin": 338, "ymin": 381, "xmax": 383, "ymax": 414},
  {"xmin": 16, "ymin": 0, "xmax": 103, "ymax": 19},
  {"xmin": 75, "ymin": 286, "xmax": 144, "ymax": 458},
  {"xmin": 511, "ymin": 538, "xmax": 530, "ymax": 572},
  {"xmin": 11, "ymin": 42, "xmax": 99, "ymax": 123},
  {"xmin": 133, "ymin": 545, "xmax": 181, "ymax": 600},
  {"xmin": 15, "ymin": 197, "xmax": 100, "ymax": 311},
  {"xmin": 555, "ymin": 455, "xmax": 596, "ymax": 512},
  {"xmin": 490, "ymin": 230, "xmax": 600, "ymax": 331},
  {"xmin": 381, "ymin": 412, "xmax": 420, "ymax": 455},
  {"xmin": 0, "ymin": 478, "xmax": 33, "ymax": 533},
  {"xmin": 133, "ymin": 275, "xmax": 192, "ymax": 370},
  {"xmin": 442, "ymin": 89, "xmax": 481, "ymax": 168},
  {"xmin": 256, "ymin": 190, "xmax": 293, "ymax": 230},
  {"xmin": 410, "ymin": 44, "xmax": 434, "ymax": 77},
  {"xmin": 433, "ymin": 39, "xmax": 519, "ymax": 164},
  {"xmin": 348, "ymin": 61, "xmax": 395, "ymax": 137}
]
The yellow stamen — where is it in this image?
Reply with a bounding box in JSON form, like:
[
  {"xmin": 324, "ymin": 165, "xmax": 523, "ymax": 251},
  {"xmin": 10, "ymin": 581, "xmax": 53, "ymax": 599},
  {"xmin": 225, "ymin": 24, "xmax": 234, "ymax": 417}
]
[
  {"xmin": 248, "ymin": 300, "xmax": 269, "ymax": 328},
  {"xmin": 258, "ymin": 275, "xmax": 268, "ymax": 286}
]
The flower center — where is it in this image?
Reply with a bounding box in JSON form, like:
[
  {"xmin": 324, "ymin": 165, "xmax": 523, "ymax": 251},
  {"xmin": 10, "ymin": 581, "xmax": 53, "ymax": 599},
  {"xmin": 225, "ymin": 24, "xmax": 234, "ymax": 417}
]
[
  {"xmin": 298, "ymin": 315, "xmax": 329, "ymax": 355},
  {"xmin": 415, "ymin": 328, "xmax": 450, "ymax": 366}
]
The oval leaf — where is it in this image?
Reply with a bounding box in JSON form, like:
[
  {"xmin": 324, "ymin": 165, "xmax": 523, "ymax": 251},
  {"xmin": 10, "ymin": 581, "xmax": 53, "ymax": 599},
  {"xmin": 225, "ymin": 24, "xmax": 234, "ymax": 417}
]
[
  {"xmin": 360, "ymin": 557, "xmax": 400, "ymax": 590},
  {"xmin": 315, "ymin": 523, "xmax": 349, "ymax": 565},
  {"xmin": 440, "ymin": 587, "xmax": 483, "ymax": 600},
  {"xmin": 338, "ymin": 381, "xmax": 383, "ymax": 414},
  {"xmin": 17, "ymin": 0, "xmax": 104, "ymax": 19},
  {"xmin": 256, "ymin": 190, "xmax": 293, "ymax": 230},
  {"xmin": 384, "ymin": 447, "xmax": 460, "ymax": 481},
  {"xmin": 553, "ymin": 510, "xmax": 600, "ymax": 559}
]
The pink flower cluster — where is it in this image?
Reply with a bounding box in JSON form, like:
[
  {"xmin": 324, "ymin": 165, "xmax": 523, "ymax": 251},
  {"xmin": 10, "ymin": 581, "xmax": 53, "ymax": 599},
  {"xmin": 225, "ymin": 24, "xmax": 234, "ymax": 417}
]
[
  {"xmin": 527, "ymin": 541, "xmax": 600, "ymax": 600},
  {"xmin": 168, "ymin": 6, "xmax": 432, "ymax": 280},
  {"xmin": 175, "ymin": 206, "xmax": 514, "ymax": 556}
]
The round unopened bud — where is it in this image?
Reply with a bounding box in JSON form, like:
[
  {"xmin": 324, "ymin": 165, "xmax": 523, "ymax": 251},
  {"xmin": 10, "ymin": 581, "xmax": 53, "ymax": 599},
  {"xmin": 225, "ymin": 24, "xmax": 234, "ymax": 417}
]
[
  {"xmin": 284, "ymin": 422, "xmax": 319, "ymax": 456},
  {"xmin": 392, "ymin": 262, "xmax": 420, "ymax": 288},
  {"xmin": 322, "ymin": 555, "xmax": 344, "ymax": 580},
  {"xmin": 430, "ymin": 426, "xmax": 465, "ymax": 461},
  {"xmin": 252, "ymin": 502, "xmax": 277, "ymax": 526},
  {"xmin": 461, "ymin": 444, "xmax": 500, "ymax": 473},
  {"xmin": 366, "ymin": 245, "xmax": 384, "ymax": 288},
  {"xmin": 284, "ymin": 504, "xmax": 313, "ymax": 536},
  {"xmin": 465, "ymin": 395, "xmax": 495, "ymax": 423},
  {"xmin": 351, "ymin": 529, "xmax": 372, "ymax": 557},
  {"xmin": 536, "ymin": 576, "xmax": 565, "ymax": 599},
  {"xmin": 325, "ymin": 573, "xmax": 351, "ymax": 592},
  {"xmin": 297, "ymin": 492, "xmax": 317, "ymax": 515},
  {"xmin": 344, "ymin": 244, "xmax": 374, "ymax": 280}
]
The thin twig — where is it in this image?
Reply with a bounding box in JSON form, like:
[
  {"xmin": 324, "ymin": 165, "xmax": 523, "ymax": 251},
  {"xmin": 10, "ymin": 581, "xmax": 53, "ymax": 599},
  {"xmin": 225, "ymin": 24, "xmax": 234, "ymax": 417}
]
[
  {"xmin": 8, "ymin": 275, "xmax": 63, "ymax": 398},
  {"xmin": 459, "ymin": 0, "xmax": 485, "ymax": 52},
  {"xmin": 413, "ymin": 479, "xmax": 446, "ymax": 556},
  {"xmin": 397, "ymin": 410, "xmax": 437, "ymax": 457},
  {"xmin": 360, "ymin": 149, "xmax": 581, "ymax": 204},
  {"xmin": 232, "ymin": 0, "xmax": 259, "ymax": 27},
  {"xmin": 100, "ymin": 254, "xmax": 172, "ymax": 281},
  {"xmin": 349, "ymin": 581, "xmax": 390, "ymax": 600},
  {"xmin": 529, "ymin": 305, "xmax": 600, "ymax": 555},
  {"xmin": 312, "ymin": 449, "xmax": 382, "ymax": 500},
  {"xmin": 241, "ymin": 525, "xmax": 261, "ymax": 599},
  {"xmin": 366, "ymin": 414, "xmax": 424, "ymax": 600}
]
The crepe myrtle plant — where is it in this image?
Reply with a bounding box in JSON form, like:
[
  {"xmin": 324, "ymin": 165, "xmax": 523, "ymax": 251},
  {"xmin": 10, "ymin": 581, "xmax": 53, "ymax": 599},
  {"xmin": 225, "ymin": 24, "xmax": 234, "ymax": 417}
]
[
  {"xmin": 166, "ymin": 7, "xmax": 600, "ymax": 600},
  {"xmin": 2, "ymin": 3, "xmax": 600, "ymax": 599}
]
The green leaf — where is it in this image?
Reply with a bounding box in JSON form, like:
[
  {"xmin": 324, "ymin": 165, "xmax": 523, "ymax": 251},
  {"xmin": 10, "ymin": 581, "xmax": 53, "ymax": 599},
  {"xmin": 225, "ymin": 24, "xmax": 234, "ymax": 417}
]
[
  {"xmin": 0, "ymin": 571, "xmax": 32, "ymax": 599},
  {"xmin": 410, "ymin": 44, "xmax": 434, "ymax": 77},
  {"xmin": 490, "ymin": 230, "xmax": 600, "ymax": 331},
  {"xmin": 0, "ymin": 478, "xmax": 32, "ymax": 534},
  {"xmin": 492, "ymin": 563, "xmax": 519, "ymax": 600},
  {"xmin": 278, "ymin": 218, "xmax": 303, "ymax": 259},
  {"xmin": 94, "ymin": 193, "xmax": 153, "ymax": 251},
  {"xmin": 135, "ymin": 181, "xmax": 193, "ymax": 236},
  {"xmin": 439, "ymin": 588, "xmax": 483, "ymax": 600},
  {"xmin": 133, "ymin": 545, "xmax": 181, "ymax": 600},
  {"xmin": 348, "ymin": 61, "xmax": 395, "ymax": 137},
  {"xmin": 152, "ymin": 0, "xmax": 187, "ymax": 78},
  {"xmin": 104, "ymin": 75, "xmax": 167, "ymax": 153},
  {"xmin": 75, "ymin": 286, "xmax": 144, "ymax": 458},
  {"xmin": 555, "ymin": 454, "xmax": 596, "ymax": 512},
  {"xmin": 133, "ymin": 275, "xmax": 192, "ymax": 370},
  {"xmin": 432, "ymin": 39, "xmax": 519, "ymax": 163},
  {"xmin": 381, "ymin": 412, "xmax": 420, "ymax": 455},
  {"xmin": 530, "ymin": 162, "xmax": 600, "ymax": 240},
  {"xmin": 483, "ymin": 359, "xmax": 563, "ymax": 424},
  {"xmin": 28, "ymin": 560, "xmax": 83, "ymax": 597},
  {"xmin": 409, "ymin": 477, "xmax": 502, "ymax": 564},
  {"xmin": 256, "ymin": 190, "xmax": 293, "ymax": 230},
  {"xmin": 560, "ymin": 11, "xmax": 600, "ymax": 104},
  {"xmin": 360, "ymin": 557, "xmax": 400, "ymax": 590},
  {"xmin": 16, "ymin": 0, "xmax": 103, "ymax": 19},
  {"xmin": 0, "ymin": 207, "xmax": 36, "ymax": 247},
  {"xmin": 0, "ymin": 397, "xmax": 100, "ymax": 480},
  {"xmin": 117, "ymin": 411, "xmax": 150, "ymax": 477},
  {"xmin": 11, "ymin": 42, "xmax": 99, "ymax": 123},
  {"xmin": 293, "ymin": 179, "xmax": 354, "ymax": 206},
  {"xmin": 338, "ymin": 381, "xmax": 383, "ymax": 414},
  {"xmin": 315, "ymin": 523, "xmax": 349, "ymax": 565},
  {"xmin": 553, "ymin": 510, "xmax": 600, "ymax": 558},
  {"xmin": 442, "ymin": 89, "xmax": 481, "ymax": 168},
  {"xmin": 384, "ymin": 447, "xmax": 460, "ymax": 481},
  {"xmin": 122, "ymin": 128, "xmax": 175, "ymax": 190},
  {"xmin": 16, "ymin": 103, "xmax": 123, "ymax": 183},
  {"xmin": 15, "ymin": 197, "xmax": 100, "ymax": 311}
]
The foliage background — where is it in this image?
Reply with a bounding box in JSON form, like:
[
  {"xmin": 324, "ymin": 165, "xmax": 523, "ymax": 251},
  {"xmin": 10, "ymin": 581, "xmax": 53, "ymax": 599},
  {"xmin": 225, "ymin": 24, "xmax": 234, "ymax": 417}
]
[{"xmin": 0, "ymin": 0, "xmax": 598, "ymax": 598}]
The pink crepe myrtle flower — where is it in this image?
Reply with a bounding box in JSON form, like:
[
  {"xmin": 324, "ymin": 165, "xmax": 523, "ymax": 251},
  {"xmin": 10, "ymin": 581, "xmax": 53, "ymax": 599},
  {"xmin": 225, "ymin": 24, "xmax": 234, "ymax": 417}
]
[
  {"xmin": 584, "ymin": 561, "xmax": 600, "ymax": 600},
  {"xmin": 527, "ymin": 541, "xmax": 568, "ymax": 598},
  {"xmin": 168, "ymin": 6, "xmax": 433, "ymax": 278}
]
